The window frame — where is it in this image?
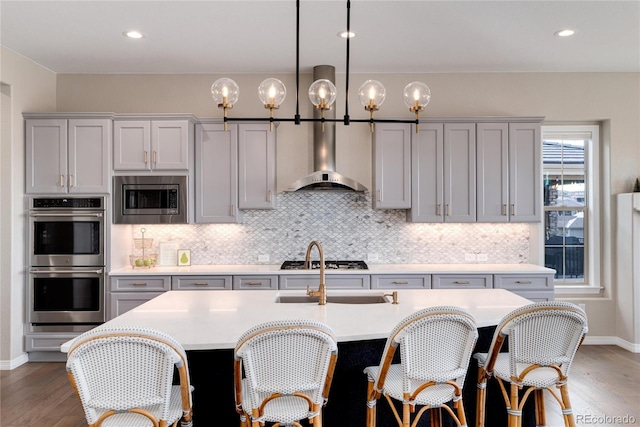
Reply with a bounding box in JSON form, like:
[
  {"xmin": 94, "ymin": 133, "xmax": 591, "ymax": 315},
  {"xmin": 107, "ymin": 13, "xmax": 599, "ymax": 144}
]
[{"xmin": 540, "ymin": 125, "xmax": 601, "ymax": 295}]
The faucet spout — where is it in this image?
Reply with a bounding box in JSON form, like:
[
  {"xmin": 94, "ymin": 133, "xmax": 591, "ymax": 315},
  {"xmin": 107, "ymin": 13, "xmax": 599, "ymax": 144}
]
[{"xmin": 305, "ymin": 240, "xmax": 326, "ymax": 305}]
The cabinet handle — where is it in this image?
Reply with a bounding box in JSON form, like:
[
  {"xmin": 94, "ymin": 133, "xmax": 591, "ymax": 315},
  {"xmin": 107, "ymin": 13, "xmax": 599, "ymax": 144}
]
[
  {"xmin": 268, "ymin": 190, "xmax": 272, "ymax": 203},
  {"xmin": 59, "ymin": 174, "xmax": 65, "ymax": 187},
  {"xmin": 68, "ymin": 174, "xmax": 74, "ymax": 188},
  {"xmin": 193, "ymin": 282, "xmax": 209, "ymax": 286},
  {"xmin": 391, "ymin": 281, "xmax": 409, "ymax": 285},
  {"xmin": 377, "ymin": 189, "xmax": 382, "ymax": 202},
  {"xmin": 246, "ymin": 281, "xmax": 263, "ymax": 286},
  {"xmin": 144, "ymin": 151, "xmax": 148, "ymax": 164},
  {"xmin": 231, "ymin": 204, "xmax": 236, "ymax": 216},
  {"xmin": 453, "ymin": 280, "xmax": 470, "ymax": 284},
  {"xmin": 153, "ymin": 151, "xmax": 157, "ymax": 164},
  {"xmin": 510, "ymin": 204, "xmax": 516, "ymax": 216},
  {"xmin": 436, "ymin": 204, "xmax": 442, "ymax": 216},
  {"xmin": 515, "ymin": 280, "xmax": 532, "ymax": 284},
  {"xmin": 131, "ymin": 282, "xmax": 147, "ymax": 286},
  {"xmin": 502, "ymin": 204, "xmax": 507, "ymax": 216},
  {"xmin": 446, "ymin": 204, "xmax": 451, "ymax": 216}
]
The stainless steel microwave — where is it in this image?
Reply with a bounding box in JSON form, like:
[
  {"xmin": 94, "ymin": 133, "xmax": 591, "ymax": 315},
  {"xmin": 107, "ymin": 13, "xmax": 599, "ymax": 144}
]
[{"xmin": 113, "ymin": 175, "xmax": 188, "ymax": 224}]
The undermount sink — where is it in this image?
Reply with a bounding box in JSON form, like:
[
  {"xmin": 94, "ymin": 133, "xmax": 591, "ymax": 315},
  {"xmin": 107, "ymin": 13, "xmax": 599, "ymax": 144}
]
[{"xmin": 275, "ymin": 294, "xmax": 390, "ymax": 304}]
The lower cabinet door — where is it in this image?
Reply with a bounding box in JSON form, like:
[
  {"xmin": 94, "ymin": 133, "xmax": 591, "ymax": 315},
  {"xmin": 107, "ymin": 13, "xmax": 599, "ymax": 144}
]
[{"xmin": 108, "ymin": 292, "xmax": 165, "ymax": 319}]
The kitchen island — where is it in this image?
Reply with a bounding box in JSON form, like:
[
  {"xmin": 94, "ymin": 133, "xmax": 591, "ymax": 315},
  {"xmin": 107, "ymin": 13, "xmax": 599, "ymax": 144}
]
[{"xmin": 62, "ymin": 288, "xmax": 538, "ymax": 426}]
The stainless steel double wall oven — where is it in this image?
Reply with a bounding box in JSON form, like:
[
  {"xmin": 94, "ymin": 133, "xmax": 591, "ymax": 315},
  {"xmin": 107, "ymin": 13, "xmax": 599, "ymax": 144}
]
[{"xmin": 28, "ymin": 196, "xmax": 106, "ymax": 328}]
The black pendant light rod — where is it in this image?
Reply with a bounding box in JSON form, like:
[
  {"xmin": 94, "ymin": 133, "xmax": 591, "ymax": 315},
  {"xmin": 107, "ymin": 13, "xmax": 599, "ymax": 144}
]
[
  {"xmin": 343, "ymin": 0, "xmax": 351, "ymax": 125},
  {"xmin": 294, "ymin": 0, "xmax": 301, "ymax": 125}
]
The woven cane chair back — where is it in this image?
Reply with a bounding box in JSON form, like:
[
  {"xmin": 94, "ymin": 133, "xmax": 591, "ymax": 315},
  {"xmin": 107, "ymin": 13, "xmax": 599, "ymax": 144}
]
[
  {"xmin": 234, "ymin": 319, "xmax": 338, "ymax": 424},
  {"xmin": 66, "ymin": 326, "xmax": 192, "ymax": 427},
  {"xmin": 487, "ymin": 301, "xmax": 588, "ymax": 383}
]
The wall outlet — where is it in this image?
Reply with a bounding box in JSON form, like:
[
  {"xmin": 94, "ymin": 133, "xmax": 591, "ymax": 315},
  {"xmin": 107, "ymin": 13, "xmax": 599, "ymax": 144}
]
[
  {"xmin": 465, "ymin": 253, "xmax": 477, "ymax": 262},
  {"xmin": 367, "ymin": 253, "xmax": 379, "ymax": 262},
  {"xmin": 476, "ymin": 253, "xmax": 488, "ymax": 262},
  {"xmin": 257, "ymin": 254, "xmax": 269, "ymax": 262}
]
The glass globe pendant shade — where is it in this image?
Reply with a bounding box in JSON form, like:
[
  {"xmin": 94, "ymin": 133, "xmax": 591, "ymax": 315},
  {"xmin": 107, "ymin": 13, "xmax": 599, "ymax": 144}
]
[
  {"xmin": 358, "ymin": 80, "xmax": 386, "ymax": 110},
  {"xmin": 258, "ymin": 78, "xmax": 286, "ymax": 107},
  {"xmin": 211, "ymin": 78, "xmax": 239, "ymax": 107},
  {"xmin": 402, "ymin": 81, "xmax": 431, "ymax": 111},
  {"xmin": 308, "ymin": 79, "xmax": 337, "ymax": 109}
]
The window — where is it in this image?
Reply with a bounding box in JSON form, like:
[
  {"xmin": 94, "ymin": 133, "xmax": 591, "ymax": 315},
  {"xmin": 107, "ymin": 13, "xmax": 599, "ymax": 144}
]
[{"xmin": 542, "ymin": 125, "xmax": 600, "ymax": 291}]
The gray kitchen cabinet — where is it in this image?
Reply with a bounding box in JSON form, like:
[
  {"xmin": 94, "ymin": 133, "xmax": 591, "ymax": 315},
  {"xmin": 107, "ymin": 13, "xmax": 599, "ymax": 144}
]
[
  {"xmin": 279, "ymin": 274, "xmax": 370, "ymax": 290},
  {"xmin": 113, "ymin": 119, "xmax": 191, "ymax": 171},
  {"xmin": 408, "ymin": 122, "xmax": 476, "ymax": 222},
  {"xmin": 477, "ymin": 121, "xmax": 542, "ymax": 222},
  {"xmin": 238, "ymin": 124, "xmax": 277, "ymax": 210},
  {"xmin": 25, "ymin": 118, "xmax": 111, "ymax": 194},
  {"xmin": 493, "ymin": 274, "xmax": 554, "ymax": 301},
  {"xmin": 370, "ymin": 274, "xmax": 431, "ymax": 289},
  {"xmin": 108, "ymin": 275, "xmax": 171, "ymax": 319},
  {"xmin": 233, "ymin": 275, "xmax": 279, "ymax": 290},
  {"xmin": 195, "ymin": 122, "xmax": 276, "ymax": 223},
  {"xmin": 372, "ymin": 123, "xmax": 412, "ymax": 209},
  {"xmin": 172, "ymin": 275, "xmax": 232, "ymax": 290},
  {"xmin": 195, "ymin": 123, "xmax": 240, "ymax": 223},
  {"xmin": 431, "ymin": 274, "xmax": 492, "ymax": 289}
]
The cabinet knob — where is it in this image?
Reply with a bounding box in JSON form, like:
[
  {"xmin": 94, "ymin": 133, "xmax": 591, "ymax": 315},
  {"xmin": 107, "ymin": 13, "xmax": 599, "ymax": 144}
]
[
  {"xmin": 510, "ymin": 204, "xmax": 516, "ymax": 216},
  {"xmin": 515, "ymin": 280, "xmax": 532, "ymax": 284},
  {"xmin": 377, "ymin": 189, "xmax": 382, "ymax": 202},
  {"xmin": 193, "ymin": 282, "xmax": 208, "ymax": 286},
  {"xmin": 59, "ymin": 174, "xmax": 65, "ymax": 187},
  {"xmin": 436, "ymin": 204, "xmax": 442, "ymax": 216},
  {"xmin": 131, "ymin": 282, "xmax": 147, "ymax": 286},
  {"xmin": 267, "ymin": 190, "xmax": 272, "ymax": 203},
  {"xmin": 446, "ymin": 204, "xmax": 451, "ymax": 216},
  {"xmin": 453, "ymin": 280, "xmax": 470, "ymax": 285},
  {"xmin": 246, "ymin": 281, "xmax": 262, "ymax": 286},
  {"xmin": 153, "ymin": 151, "xmax": 157, "ymax": 164},
  {"xmin": 391, "ymin": 281, "xmax": 409, "ymax": 285},
  {"xmin": 502, "ymin": 204, "xmax": 507, "ymax": 216},
  {"xmin": 68, "ymin": 174, "xmax": 74, "ymax": 188},
  {"xmin": 144, "ymin": 151, "xmax": 148, "ymax": 164}
]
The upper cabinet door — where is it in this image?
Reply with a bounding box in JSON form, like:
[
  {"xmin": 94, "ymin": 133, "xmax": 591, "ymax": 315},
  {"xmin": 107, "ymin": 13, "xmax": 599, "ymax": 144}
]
[
  {"xmin": 509, "ymin": 122, "xmax": 541, "ymax": 222},
  {"xmin": 444, "ymin": 123, "xmax": 476, "ymax": 222},
  {"xmin": 26, "ymin": 119, "xmax": 68, "ymax": 194},
  {"xmin": 238, "ymin": 123, "xmax": 276, "ymax": 210},
  {"xmin": 151, "ymin": 120, "xmax": 190, "ymax": 170},
  {"xmin": 476, "ymin": 123, "xmax": 509, "ymax": 222},
  {"xmin": 113, "ymin": 121, "xmax": 151, "ymax": 170},
  {"xmin": 409, "ymin": 123, "xmax": 444, "ymax": 222},
  {"xmin": 195, "ymin": 123, "xmax": 240, "ymax": 223},
  {"xmin": 67, "ymin": 119, "xmax": 111, "ymax": 194},
  {"xmin": 372, "ymin": 123, "xmax": 412, "ymax": 209}
]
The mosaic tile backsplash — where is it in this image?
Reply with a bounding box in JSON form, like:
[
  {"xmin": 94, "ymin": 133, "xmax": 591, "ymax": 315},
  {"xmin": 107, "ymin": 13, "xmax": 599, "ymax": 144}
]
[{"xmin": 131, "ymin": 192, "xmax": 531, "ymax": 265}]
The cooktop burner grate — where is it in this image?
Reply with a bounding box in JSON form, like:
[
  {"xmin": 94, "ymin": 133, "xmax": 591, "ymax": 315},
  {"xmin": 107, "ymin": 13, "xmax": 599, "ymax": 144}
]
[{"xmin": 280, "ymin": 260, "xmax": 368, "ymax": 270}]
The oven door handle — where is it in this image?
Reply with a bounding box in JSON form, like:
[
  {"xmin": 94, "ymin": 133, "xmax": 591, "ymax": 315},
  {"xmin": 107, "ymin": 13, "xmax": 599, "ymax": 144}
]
[
  {"xmin": 29, "ymin": 212, "xmax": 103, "ymax": 218},
  {"xmin": 29, "ymin": 268, "xmax": 104, "ymax": 274}
]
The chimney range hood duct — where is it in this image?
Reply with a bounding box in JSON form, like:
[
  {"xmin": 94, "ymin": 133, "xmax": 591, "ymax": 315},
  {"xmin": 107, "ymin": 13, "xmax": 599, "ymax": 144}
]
[{"xmin": 285, "ymin": 65, "xmax": 368, "ymax": 192}]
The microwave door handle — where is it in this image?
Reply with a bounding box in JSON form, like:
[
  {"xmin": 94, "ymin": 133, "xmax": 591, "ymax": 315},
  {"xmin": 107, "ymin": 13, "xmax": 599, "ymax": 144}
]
[
  {"xmin": 29, "ymin": 212, "xmax": 103, "ymax": 218},
  {"xmin": 29, "ymin": 268, "xmax": 104, "ymax": 274}
]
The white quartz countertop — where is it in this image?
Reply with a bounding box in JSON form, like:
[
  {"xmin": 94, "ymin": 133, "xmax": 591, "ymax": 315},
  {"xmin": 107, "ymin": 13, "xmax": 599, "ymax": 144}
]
[
  {"xmin": 109, "ymin": 263, "xmax": 555, "ymax": 276},
  {"xmin": 61, "ymin": 288, "xmax": 533, "ymax": 352}
]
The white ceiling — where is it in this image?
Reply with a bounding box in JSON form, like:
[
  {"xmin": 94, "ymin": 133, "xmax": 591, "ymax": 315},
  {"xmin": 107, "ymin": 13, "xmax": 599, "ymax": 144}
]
[{"xmin": 1, "ymin": 0, "xmax": 639, "ymax": 74}]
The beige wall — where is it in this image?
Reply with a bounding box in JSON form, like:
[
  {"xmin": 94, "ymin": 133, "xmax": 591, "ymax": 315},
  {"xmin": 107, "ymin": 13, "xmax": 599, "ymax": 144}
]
[
  {"xmin": 0, "ymin": 47, "xmax": 57, "ymax": 366},
  {"xmin": 56, "ymin": 71, "xmax": 640, "ymax": 343}
]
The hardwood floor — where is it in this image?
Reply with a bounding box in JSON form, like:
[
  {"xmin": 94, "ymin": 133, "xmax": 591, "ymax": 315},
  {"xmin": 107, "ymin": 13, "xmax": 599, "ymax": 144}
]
[{"xmin": 1, "ymin": 345, "xmax": 638, "ymax": 427}]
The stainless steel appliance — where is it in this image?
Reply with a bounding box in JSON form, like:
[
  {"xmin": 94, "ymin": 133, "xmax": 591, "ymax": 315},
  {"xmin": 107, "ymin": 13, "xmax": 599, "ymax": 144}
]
[
  {"xmin": 29, "ymin": 196, "xmax": 106, "ymax": 267},
  {"xmin": 280, "ymin": 260, "xmax": 368, "ymax": 270},
  {"xmin": 113, "ymin": 175, "xmax": 188, "ymax": 224},
  {"xmin": 28, "ymin": 266, "xmax": 105, "ymax": 324}
]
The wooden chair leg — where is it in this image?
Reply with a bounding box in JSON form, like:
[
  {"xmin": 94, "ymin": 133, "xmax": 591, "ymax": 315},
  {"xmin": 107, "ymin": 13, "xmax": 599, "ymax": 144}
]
[
  {"xmin": 366, "ymin": 381, "xmax": 377, "ymax": 427},
  {"xmin": 456, "ymin": 399, "xmax": 468, "ymax": 427},
  {"xmin": 559, "ymin": 384, "xmax": 575, "ymax": 427},
  {"xmin": 403, "ymin": 402, "xmax": 411, "ymax": 427},
  {"xmin": 429, "ymin": 407, "xmax": 441, "ymax": 427},
  {"xmin": 534, "ymin": 389, "xmax": 546, "ymax": 426},
  {"xmin": 476, "ymin": 368, "xmax": 487, "ymax": 427},
  {"xmin": 508, "ymin": 383, "xmax": 521, "ymax": 427}
]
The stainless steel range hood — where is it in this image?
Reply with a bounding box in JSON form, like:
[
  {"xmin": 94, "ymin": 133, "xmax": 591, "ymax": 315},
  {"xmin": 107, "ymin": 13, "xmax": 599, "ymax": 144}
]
[{"xmin": 285, "ymin": 65, "xmax": 368, "ymax": 192}]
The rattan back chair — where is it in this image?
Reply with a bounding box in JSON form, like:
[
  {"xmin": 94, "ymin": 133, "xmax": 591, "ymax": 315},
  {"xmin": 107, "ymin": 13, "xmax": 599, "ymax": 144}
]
[
  {"xmin": 473, "ymin": 301, "xmax": 588, "ymax": 427},
  {"xmin": 364, "ymin": 306, "xmax": 479, "ymax": 427},
  {"xmin": 233, "ymin": 319, "xmax": 338, "ymax": 427},
  {"xmin": 66, "ymin": 326, "xmax": 193, "ymax": 427}
]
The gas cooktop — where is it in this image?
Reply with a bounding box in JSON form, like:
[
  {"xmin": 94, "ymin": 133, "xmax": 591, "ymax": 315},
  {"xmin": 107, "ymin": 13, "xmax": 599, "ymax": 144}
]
[{"xmin": 280, "ymin": 260, "xmax": 368, "ymax": 270}]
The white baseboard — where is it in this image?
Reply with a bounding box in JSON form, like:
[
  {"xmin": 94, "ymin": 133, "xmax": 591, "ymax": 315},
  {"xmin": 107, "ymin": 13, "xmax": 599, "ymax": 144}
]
[
  {"xmin": 0, "ymin": 353, "xmax": 29, "ymax": 370},
  {"xmin": 582, "ymin": 335, "xmax": 640, "ymax": 352}
]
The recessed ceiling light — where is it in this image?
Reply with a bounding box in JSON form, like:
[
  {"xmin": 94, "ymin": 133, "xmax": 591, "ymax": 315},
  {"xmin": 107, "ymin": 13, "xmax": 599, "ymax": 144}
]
[
  {"xmin": 555, "ymin": 29, "xmax": 575, "ymax": 37},
  {"xmin": 338, "ymin": 31, "xmax": 356, "ymax": 39},
  {"xmin": 124, "ymin": 30, "xmax": 144, "ymax": 39}
]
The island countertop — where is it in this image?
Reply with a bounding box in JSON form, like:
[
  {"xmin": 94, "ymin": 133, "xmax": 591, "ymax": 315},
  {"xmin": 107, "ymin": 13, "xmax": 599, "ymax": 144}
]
[
  {"xmin": 108, "ymin": 263, "xmax": 555, "ymax": 276},
  {"xmin": 61, "ymin": 288, "xmax": 532, "ymax": 352}
]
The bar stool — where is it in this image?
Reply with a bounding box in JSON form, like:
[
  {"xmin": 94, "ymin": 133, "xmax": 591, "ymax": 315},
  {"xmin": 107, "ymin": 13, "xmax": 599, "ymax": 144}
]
[
  {"xmin": 474, "ymin": 301, "xmax": 588, "ymax": 427},
  {"xmin": 234, "ymin": 319, "xmax": 338, "ymax": 427},
  {"xmin": 66, "ymin": 326, "xmax": 194, "ymax": 427},
  {"xmin": 364, "ymin": 306, "xmax": 478, "ymax": 427}
]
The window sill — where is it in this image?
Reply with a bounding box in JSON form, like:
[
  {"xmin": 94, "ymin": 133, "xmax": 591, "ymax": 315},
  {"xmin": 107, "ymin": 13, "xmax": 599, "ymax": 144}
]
[{"xmin": 554, "ymin": 284, "xmax": 603, "ymax": 296}]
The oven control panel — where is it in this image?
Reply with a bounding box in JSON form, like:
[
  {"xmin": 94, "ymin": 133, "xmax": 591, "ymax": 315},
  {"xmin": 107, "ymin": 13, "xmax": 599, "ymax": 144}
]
[{"xmin": 31, "ymin": 197, "xmax": 104, "ymax": 209}]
